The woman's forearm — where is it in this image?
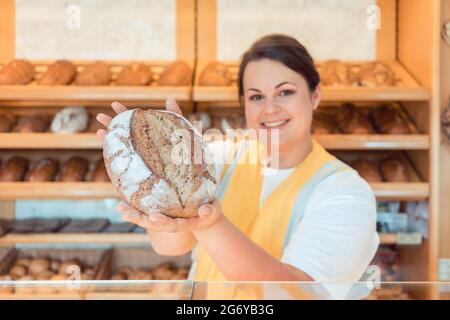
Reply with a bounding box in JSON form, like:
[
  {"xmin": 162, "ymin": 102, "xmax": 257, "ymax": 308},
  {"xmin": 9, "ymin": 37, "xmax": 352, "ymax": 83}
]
[
  {"xmin": 192, "ymin": 215, "xmax": 313, "ymax": 281},
  {"xmin": 148, "ymin": 231, "xmax": 197, "ymax": 256}
]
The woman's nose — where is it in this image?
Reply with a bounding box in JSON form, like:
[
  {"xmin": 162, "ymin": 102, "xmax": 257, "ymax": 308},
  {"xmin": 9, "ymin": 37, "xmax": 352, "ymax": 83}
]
[{"xmin": 262, "ymin": 98, "xmax": 280, "ymax": 115}]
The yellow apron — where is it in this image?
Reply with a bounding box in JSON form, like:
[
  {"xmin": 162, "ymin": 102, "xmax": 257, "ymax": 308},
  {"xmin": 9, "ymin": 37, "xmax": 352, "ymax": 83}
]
[{"xmin": 193, "ymin": 139, "xmax": 350, "ymax": 299}]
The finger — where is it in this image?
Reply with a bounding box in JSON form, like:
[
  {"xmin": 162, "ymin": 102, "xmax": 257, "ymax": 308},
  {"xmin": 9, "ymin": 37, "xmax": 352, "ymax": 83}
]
[
  {"xmin": 96, "ymin": 113, "xmax": 112, "ymax": 127},
  {"xmin": 147, "ymin": 212, "xmax": 174, "ymax": 225},
  {"xmin": 116, "ymin": 201, "xmax": 139, "ymax": 214},
  {"xmin": 122, "ymin": 212, "xmax": 148, "ymax": 228},
  {"xmin": 165, "ymin": 98, "xmax": 182, "ymax": 115},
  {"xmin": 111, "ymin": 101, "xmax": 128, "ymax": 114},
  {"xmin": 96, "ymin": 129, "xmax": 106, "ymax": 138}
]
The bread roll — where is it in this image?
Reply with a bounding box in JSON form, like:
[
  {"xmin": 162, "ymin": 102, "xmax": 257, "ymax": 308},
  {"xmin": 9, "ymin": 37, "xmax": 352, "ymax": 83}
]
[
  {"xmin": 370, "ymin": 105, "xmax": 410, "ymax": 134},
  {"xmin": 0, "ymin": 60, "xmax": 35, "ymax": 85},
  {"xmin": 51, "ymin": 107, "xmax": 89, "ymax": 133},
  {"xmin": 116, "ymin": 62, "xmax": 153, "ymax": 86},
  {"xmin": 16, "ymin": 258, "xmax": 31, "ymax": 268},
  {"xmin": 158, "ymin": 61, "xmax": 192, "ymax": 86},
  {"xmin": 91, "ymin": 158, "xmax": 109, "ymax": 182},
  {"xmin": 351, "ymin": 159, "xmax": 382, "ymax": 182},
  {"xmin": 0, "ymin": 156, "xmax": 29, "ymax": 181},
  {"xmin": 199, "ymin": 62, "xmax": 231, "ymax": 86},
  {"xmin": 336, "ymin": 104, "xmax": 373, "ymax": 134},
  {"xmin": 0, "ymin": 112, "xmax": 16, "ymax": 132},
  {"xmin": 28, "ymin": 258, "xmax": 50, "ymax": 275},
  {"xmin": 38, "ymin": 60, "xmax": 77, "ymax": 85},
  {"xmin": 319, "ymin": 60, "xmax": 358, "ymax": 87},
  {"xmin": 13, "ymin": 115, "xmax": 50, "ymax": 133},
  {"xmin": 26, "ymin": 158, "xmax": 58, "ymax": 182},
  {"xmin": 104, "ymin": 109, "xmax": 216, "ymax": 218},
  {"xmin": 75, "ymin": 61, "xmax": 111, "ymax": 85},
  {"xmin": 9, "ymin": 265, "xmax": 27, "ymax": 279},
  {"xmin": 312, "ymin": 112, "xmax": 335, "ymax": 134},
  {"xmin": 380, "ymin": 158, "xmax": 410, "ymax": 182},
  {"xmin": 59, "ymin": 157, "xmax": 88, "ymax": 181},
  {"xmin": 358, "ymin": 61, "xmax": 396, "ymax": 87}
]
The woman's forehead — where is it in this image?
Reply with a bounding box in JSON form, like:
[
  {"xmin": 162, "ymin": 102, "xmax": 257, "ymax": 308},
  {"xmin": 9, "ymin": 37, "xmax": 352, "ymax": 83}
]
[{"xmin": 243, "ymin": 59, "xmax": 305, "ymax": 88}]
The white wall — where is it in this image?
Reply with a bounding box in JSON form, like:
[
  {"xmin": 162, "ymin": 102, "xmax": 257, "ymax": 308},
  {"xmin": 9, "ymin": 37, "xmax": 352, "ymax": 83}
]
[
  {"xmin": 15, "ymin": 0, "xmax": 176, "ymax": 60},
  {"xmin": 217, "ymin": 0, "xmax": 377, "ymax": 61}
]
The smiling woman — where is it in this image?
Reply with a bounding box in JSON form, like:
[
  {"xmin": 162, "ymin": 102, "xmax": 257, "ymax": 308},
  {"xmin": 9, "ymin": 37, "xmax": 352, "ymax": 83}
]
[{"xmin": 97, "ymin": 34, "xmax": 379, "ymax": 300}]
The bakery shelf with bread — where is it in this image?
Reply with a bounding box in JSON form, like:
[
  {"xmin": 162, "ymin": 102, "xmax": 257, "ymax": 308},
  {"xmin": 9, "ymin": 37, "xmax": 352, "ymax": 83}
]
[
  {"xmin": 85, "ymin": 247, "xmax": 191, "ymax": 300},
  {"xmin": 0, "ymin": 60, "xmax": 193, "ymax": 103},
  {"xmin": 0, "ymin": 247, "xmax": 111, "ymax": 299},
  {"xmin": 193, "ymin": 60, "xmax": 429, "ymax": 102}
]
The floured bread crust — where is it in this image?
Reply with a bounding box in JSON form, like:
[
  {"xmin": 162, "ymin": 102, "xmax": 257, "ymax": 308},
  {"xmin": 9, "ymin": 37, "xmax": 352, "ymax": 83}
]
[{"xmin": 104, "ymin": 109, "xmax": 216, "ymax": 218}]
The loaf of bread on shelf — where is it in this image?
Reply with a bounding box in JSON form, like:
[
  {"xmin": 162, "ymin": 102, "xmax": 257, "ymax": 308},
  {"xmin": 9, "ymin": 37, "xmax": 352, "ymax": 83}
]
[
  {"xmin": 104, "ymin": 109, "xmax": 216, "ymax": 218},
  {"xmin": 51, "ymin": 107, "xmax": 89, "ymax": 133},
  {"xmin": 0, "ymin": 156, "xmax": 29, "ymax": 181},
  {"xmin": 158, "ymin": 61, "xmax": 192, "ymax": 86},
  {"xmin": 380, "ymin": 157, "xmax": 410, "ymax": 182},
  {"xmin": 351, "ymin": 158, "xmax": 382, "ymax": 182},
  {"xmin": 91, "ymin": 158, "xmax": 110, "ymax": 182},
  {"xmin": 370, "ymin": 105, "xmax": 411, "ymax": 134},
  {"xmin": 115, "ymin": 62, "xmax": 153, "ymax": 86},
  {"xmin": 38, "ymin": 60, "xmax": 77, "ymax": 85},
  {"xmin": 59, "ymin": 219, "xmax": 109, "ymax": 233},
  {"xmin": 199, "ymin": 62, "xmax": 231, "ymax": 86},
  {"xmin": 312, "ymin": 111, "xmax": 335, "ymax": 134},
  {"xmin": 357, "ymin": 61, "xmax": 396, "ymax": 87},
  {"xmin": 318, "ymin": 60, "xmax": 358, "ymax": 87},
  {"xmin": 0, "ymin": 60, "xmax": 35, "ymax": 85},
  {"xmin": 59, "ymin": 156, "xmax": 89, "ymax": 181},
  {"xmin": 336, "ymin": 104, "xmax": 374, "ymax": 134},
  {"xmin": 26, "ymin": 158, "xmax": 59, "ymax": 182},
  {"xmin": 13, "ymin": 115, "xmax": 50, "ymax": 133},
  {"xmin": 74, "ymin": 61, "xmax": 111, "ymax": 85},
  {"xmin": 0, "ymin": 111, "xmax": 16, "ymax": 132}
]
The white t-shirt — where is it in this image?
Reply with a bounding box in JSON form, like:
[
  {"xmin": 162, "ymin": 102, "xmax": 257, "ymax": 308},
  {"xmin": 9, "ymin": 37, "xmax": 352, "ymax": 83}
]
[{"xmin": 206, "ymin": 141, "xmax": 380, "ymax": 298}]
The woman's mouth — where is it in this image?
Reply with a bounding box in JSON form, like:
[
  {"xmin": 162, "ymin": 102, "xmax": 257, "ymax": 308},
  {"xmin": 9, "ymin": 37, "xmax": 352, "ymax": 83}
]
[{"xmin": 260, "ymin": 119, "xmax": 290, "ymax": 130}]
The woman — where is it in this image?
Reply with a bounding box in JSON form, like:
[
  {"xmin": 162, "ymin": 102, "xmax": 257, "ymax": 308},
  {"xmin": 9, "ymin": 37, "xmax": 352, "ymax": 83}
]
[{"xmin": 96, "ymin": 34, "xmax": 379, "ymax": 298}]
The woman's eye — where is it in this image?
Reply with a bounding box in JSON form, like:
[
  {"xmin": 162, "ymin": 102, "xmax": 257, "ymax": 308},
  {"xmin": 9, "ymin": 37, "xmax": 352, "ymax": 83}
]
[
  {"xmin": 280, "ymin": 89, "xmax": 294, "ymax": 96},
  {"xmin": 249, "ymin": 94, "xmax": 263, "ymax": 101}
]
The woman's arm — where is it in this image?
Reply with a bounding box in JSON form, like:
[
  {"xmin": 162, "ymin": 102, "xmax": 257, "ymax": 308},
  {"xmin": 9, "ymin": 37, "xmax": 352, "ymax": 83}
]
[{"xmin": 192, "ymin": 212, "xmax": 313, "ymax": 281}]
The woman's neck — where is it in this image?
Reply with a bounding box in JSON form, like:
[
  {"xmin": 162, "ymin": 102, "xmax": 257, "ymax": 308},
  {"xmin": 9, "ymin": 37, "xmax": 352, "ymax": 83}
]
[{"xmin": 273, "ymin": 137, "xmax": 313, "ymax": 169}]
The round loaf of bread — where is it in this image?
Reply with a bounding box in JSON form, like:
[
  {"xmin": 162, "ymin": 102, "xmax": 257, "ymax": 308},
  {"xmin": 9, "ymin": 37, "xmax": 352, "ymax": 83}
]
[
  {"xmin": 104, "ymin": 109, "xmax": 216, "ymax": 218},
  {"xmin": 51, "ymin": 107, "xmax": 89, "ymax": 133}
]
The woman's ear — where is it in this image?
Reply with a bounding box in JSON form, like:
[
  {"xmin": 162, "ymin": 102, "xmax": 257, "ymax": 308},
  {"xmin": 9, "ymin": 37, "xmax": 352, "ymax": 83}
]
[{"xmin": 311, "ymin": 84, "xmax": 321, "ymax": 110}]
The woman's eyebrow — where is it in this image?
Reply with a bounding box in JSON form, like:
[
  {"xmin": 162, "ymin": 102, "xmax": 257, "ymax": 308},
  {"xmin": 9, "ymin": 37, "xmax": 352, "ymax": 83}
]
[
  {"xmin": 247, "ymin": 88, "xmax": 261, "ymax": 92},
  {"xmin": 275, "ymin": 81, "xmax": 296, "ymax": 88}
]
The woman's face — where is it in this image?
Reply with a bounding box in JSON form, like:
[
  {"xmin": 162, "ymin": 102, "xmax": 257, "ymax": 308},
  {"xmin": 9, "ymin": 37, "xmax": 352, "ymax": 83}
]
[{"xmin": 243, "ymin": 58, "xmax": 320, "ymax": 154}]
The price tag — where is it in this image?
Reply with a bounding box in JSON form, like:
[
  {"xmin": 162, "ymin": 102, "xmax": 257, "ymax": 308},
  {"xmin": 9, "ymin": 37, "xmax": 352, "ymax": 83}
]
[
  {"xmin": 439, "ymin": 259, "xmax": 450, "ymax": 281},
  {"xmin": 396, "ymin": 232, "xmax": 422, "ymax": 245}
]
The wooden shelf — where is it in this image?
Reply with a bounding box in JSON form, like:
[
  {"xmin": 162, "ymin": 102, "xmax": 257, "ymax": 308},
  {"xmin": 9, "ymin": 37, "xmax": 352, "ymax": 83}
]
[
  {"xmin": 370, "ymin": 182, "xmax": 429, "ymax": 200},
  {"xmin": 0, "ymin": 233, "xmax": 148, "ymax": 245},
  {"xmin": 0, "ymin": 60, "xmax": 192, "ymax": 102},
  {"xmin": 0, "ymin": 133, "xmax": 429, "ymax": 150},
  {"xmin": 0, "ymin": 232, "xmax": 420, "ymax": 246},
  {"xmin": 193, "ymin": 60, "xmax": 430, "ymax": 102},
  {"xmin": 0, "ymin": 182, "xmax": 118, "ymax": 199}
]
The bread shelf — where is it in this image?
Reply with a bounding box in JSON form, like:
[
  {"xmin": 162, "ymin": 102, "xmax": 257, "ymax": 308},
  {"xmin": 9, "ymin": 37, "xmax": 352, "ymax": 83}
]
[
  {"xmin": 0, "ymin": 232, "xmax": 419, "ymax": 246},
  {"xmin": 0, "ymin": 60, "xmax": 193, "ymax": 102},
  {"xmin": 0, "ymin": 181, "xmax": 429, "ymax": 200},
  {"xmin": 193, "ymin": 60, "xmax": 430, "ymax": 102},
  {"xmin": 0, "ymin": 133, "xmax": 429, "ymax": 150}
]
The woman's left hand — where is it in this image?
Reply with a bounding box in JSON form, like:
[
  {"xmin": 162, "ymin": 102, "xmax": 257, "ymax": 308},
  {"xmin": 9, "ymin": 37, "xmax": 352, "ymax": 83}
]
[{"xmin": 117, "ymin": 200, "xmax": 223, "ymax": 233}]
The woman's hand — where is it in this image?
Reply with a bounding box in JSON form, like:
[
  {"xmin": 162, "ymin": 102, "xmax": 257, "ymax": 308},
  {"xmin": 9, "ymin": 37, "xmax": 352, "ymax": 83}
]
[
  {"xmin": 117, "ymin": 200, "xmax": 223, "ymax": 233},
  {"xmin": 96, "ymin": 98, "xmax": 183, "ymax": 138}
]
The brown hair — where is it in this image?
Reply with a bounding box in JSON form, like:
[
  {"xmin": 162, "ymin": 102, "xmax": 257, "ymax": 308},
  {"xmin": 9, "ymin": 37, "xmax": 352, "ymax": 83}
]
[{"xmin": 238, "ymin": 34, "xmax": 320, "ymax": 99}]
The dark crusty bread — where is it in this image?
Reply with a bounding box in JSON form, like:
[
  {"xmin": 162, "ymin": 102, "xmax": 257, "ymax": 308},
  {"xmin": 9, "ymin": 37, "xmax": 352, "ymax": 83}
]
[
  {"xmin": 59, "ymin": 219, "xmax": 109, "ymax": 233},
  {"xmin": 351, "ymin": 158, "xmax": 382, "ymax": 182},
  {"xmin": 336, "ymin": 104, "xmax": 374, "ymax": 134},
  {"xmin": 0, "ymin": 60, "xmax": 35, "ymax": 85},
  {"xmin": 13, "ymin": 115, "xmax": 50, "ymax": 133},
  {"xmin": 198, "ymin": 62, "xmax": 231, "ymax": 86},
  {"xmin": 380, "ymin": 158, "xmax": 410, "ymax": 182},
  {"xmin": 75, "ymin": 61, "xmax": 111, "ymax": 85},
  {"xmin": 104, "ymin": 109, "xmax": 216, "ymax": 218},
  {"xmin": 370, "ymin": 105, "xmax": 410, "ymax": 134},
  {"xmin": 26, "ymin": 158, "xmax": 59, "ymax": 182},
  {"xmin": 158, "ymin": 61, "xmax": 192, "ymax": 86},
  {"xmin": 91, "ymin": 158, "xmax": 109, "ymax": 182},
  {"xmin": 0, "ymin": 111, "xmax": 16, "ymax": 132},
  {"xmin": 59, "ymin": 157, "xmax": 88, "ymax": 181},
  {"xmin": 38, "ymin": 60, "xmax": 77, "ymax": 85},
  {"xmin": 0, "ymin": 156, "xmax": 29, "ymax": 181},
  {"xmin": 312, "ymin": 112, "xmax": 335, "ymax": 134},
  {"xmin": 115, "ymin": 62, "xmax": 153, "ymax": 86}
]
